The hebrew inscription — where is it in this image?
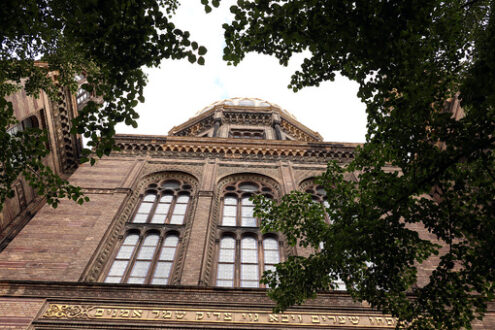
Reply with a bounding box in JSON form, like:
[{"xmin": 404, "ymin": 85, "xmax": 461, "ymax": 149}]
[{"xmin": 42, "ymin": 304, "xmax": 402, "ymax": 328}]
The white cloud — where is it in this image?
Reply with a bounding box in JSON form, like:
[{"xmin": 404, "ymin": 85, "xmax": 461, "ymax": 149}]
[{"xmin": 115, "ymin": 1, "xmax": 367, "ymax": 143}]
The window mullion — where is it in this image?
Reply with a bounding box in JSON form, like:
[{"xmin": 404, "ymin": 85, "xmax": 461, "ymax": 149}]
[
  {"xmin": 122, "ymin": 234, "xmax": 144, "ymax": 283},
  {"xmin": 167, "ymin": 194, "xmax": 178, "ymax": 224},
  {"xmin": 236, "ymin": 197, "xmax": 241, "ymax": 227},
  {"xmin": 235, "ymin": 236, "xmax": 240, "ymax": 287},
  {"xmin": 146, "ymin": 198, "xmax": 159, "ymax": 224},
  {"xmin": 145, "ymin": 234, "xmax": 164, "ymax": 284},
  {"xmin": 258, "ymin": 238, "xmax": 264, "ymax": 288}
]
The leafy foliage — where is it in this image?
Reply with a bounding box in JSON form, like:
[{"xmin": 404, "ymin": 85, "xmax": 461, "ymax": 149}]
[
  {"xmin": 0, "ymin": 0, "xmax": 206, "ymax": 209},
  {"xmin": 206, "ymin": 0, "xmax": 495, "ymax": 328}
]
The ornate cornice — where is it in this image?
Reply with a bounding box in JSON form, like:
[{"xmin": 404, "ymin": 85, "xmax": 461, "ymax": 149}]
[{"xmin": 113, "ymin": 135, "xmax": 359, "ymax": 163}]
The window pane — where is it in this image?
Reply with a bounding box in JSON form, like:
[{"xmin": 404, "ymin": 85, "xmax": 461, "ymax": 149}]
[
  {"xmin": 241, "ymin": 237, "xmax": 257, "ymax": 249},
  {"xmin": 155, "ymin": 203, "xmax": 170, "ymax": 214},
  {"xmin": 242, "ymin": 197, "xmax": 254, "ymax": 206},
  {"xmin": 241, "ymin": 217, "xmax": 257, "ymax": 227},
  {"xmin": 129, "ymin": 261, "xmax": 150, "ymax": 277},
  {"xmin": 173, "ymin": 203, "xmax": 187, "ymax": 215},
  {"xmin": 220, "ymin": 237, "xmax": 235, "ymax": 248},
  {"xmin": 241, "ymin": 280, "xmax": 259, "ymax": 288},
  {"xmin": 143, "ymin": 194, "xmax": 156, "ymax": 202},
  {"xmin": 127, "ymin": 277, "xmax": 146, "ymax": 284},
  {"xmin": 137, "ymin": 246, "xmax": 156, "ymax": 260},
  {"xmin": 143, "ymin": 234, "xmax": 159, "ymax": 245},
  {"xmin": 241, "ymin": 264, "xmax": 259, "ymax": 280},
  {"xmin": 151, "ymin": 278, "xmax": 168, "ymax": 285},
  {"xmin": 219, "ymin": 248, "xmax": 235, "ymax": 263},
  {"xmin": 217, "ymin": 264, "xmax": 234, "ymax": 280},
  {"xmin": 241, "ymin": 205, "xmax": 256, "ymax": 227},
  {"xmin": 137, "ymin": 202, "xmax": 153, "ymax": 214},
  {"xmin": 222, "ymin": 216, "xmax": 236, "ymax": 226},
  {"xmin": 104, "ymin": 276, "xmax": 122, "ymax": 283},
  {"xmin": 116, "ymin": 245, "xmax": 135, "ymax": 259},
  {"xmin": 123, "ymin": 234, "xmax": 139, "ymax": 245},
  {"xmin": 160, "ymin": 194, "xmax": 173, "ymax": 203},
  {"xmin": 264, "ymin": 250, "xmax": 280, "ymax": 264},
  {"xmin": 107, "ymin": 260, "xmax": 128, "ymax": 276},
  {"xmin": 239, "ymin": 183, "xmax": 258, "ymax": 192},
  {"xmin": 224, "ymin": 197, "xmax": 237, "ymax": 205},
  {"xmin": 241, "ymin": 248, "xmax": 257, "ymax": 263},
  {"xmin": 176, "ymin": 195, "xmax": 189, "ymax": 203},
  {"xmin": 217, "ymin": 280, "xmax": 233, "ymax": 287},
  {"xmin": 132, "ymin": 213, "xmax": 148, "ymax": 223},
  {"xmin": 150, "ymin": 214, "xmax": 166, "ymax": 224},
  {"xmin": 170, "ymin": 214, "xmax": 185, "ymax": 225},
  {"xmin": 159, "ymin": 247, "xmax": 176, "ymax": 261},
  {"xmin": 241, "ymin": 206, "xmax": 254, "ymax": 217},
  {"xmin": 162, "ymin": 180, "xmax": 180, "ymax": 189},
  {"xmin": 263, "ymin": 238, "xmax": 278, "ymax": 250},
  {"xmin": 153, "ymin": 262, "xmax": 172, "ymax": 280},
  {"xmin": 164, "ymin": 235, "xmax": 179, "ymax": 247},
  {"xmin": 223, "ymin": 205, "xmax": 236, "ymax": 217}
]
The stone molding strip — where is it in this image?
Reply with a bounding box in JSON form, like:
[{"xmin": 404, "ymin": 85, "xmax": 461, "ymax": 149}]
[{"xmin": 113, "ymin": 135, "xmax": 359, "ymax": 162}]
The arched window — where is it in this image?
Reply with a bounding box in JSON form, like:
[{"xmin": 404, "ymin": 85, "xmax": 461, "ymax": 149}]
[
  {"xmin": 103, "ymin": 178, "xmax": 194, "ymax": 285},
  {"xmin": 303, "ymin": 178, "xmax": 346, "ymax": 290},
  {"xmin": 221, "ymin": 182, "xmax": 265, "ymax": 227},
  {"xmin": 216, "ymin": 180, "xmax": 282, "ymax": 288},
  {"xmin": 303, "ymin": 181, "xmax": 332, "ymax": 223},
  {"xmin": 131, "ymin": 180, "xmax": 191, "ymax": 225},
  {"xmin": 7, "ymin": 115, "xmax": 39, "ymax": 135},
  {"xmin": 240, "ymin": 236, "xmax": 259, "ymax": 287},
  {"xmin": 216, "ymin": 236, "xmax": 235, "ymax": 287}
]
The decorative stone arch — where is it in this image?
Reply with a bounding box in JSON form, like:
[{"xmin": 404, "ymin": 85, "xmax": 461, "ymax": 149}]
[
  {"xmin": 299, "ymin": 176, "xmax": 320, "ymax": 192},
  {"xmin": 82, "ymin": 171, "xmax": 199, "ymax": 284},
  {"xmin": 202, "ymin": 172, "xmax": 288, "ymax": 285}
]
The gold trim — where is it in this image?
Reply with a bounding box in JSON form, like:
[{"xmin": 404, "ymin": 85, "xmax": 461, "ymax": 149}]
[{"xmin": 42, "ymin": 303, "xmax": 402, "ymax": 328}]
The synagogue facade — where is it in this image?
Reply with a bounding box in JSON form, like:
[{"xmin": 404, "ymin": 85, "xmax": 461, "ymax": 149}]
[{"xmin": 0, "ymin": 97, "xmax": 493, "ymax": 329}]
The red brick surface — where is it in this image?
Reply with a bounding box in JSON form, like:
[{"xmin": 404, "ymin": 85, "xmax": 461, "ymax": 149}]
[
  {"xmin": 0, "ymin": 193, "xmax": 126, "ymax": 281},
  {"xmin": 0, "ymin": 298, "xmax": 45, "ymax": 329}
]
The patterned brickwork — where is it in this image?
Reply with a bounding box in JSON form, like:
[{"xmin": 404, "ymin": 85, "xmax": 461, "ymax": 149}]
[
  {"xmin": 0, "ymin": 297, "xmax": 45, "ymax": 329},
  {"xmin": 0, "ymin": 193, "xmax": 126, "ymax": 281}
]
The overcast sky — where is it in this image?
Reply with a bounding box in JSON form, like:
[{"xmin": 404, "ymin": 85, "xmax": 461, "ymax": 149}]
[{"xmin": 115, "ymin": 1, "xmax": 367, "ymax": 143}]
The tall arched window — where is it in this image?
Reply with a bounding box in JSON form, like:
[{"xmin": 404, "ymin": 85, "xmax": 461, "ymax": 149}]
[
  {"xmin": 302, "ymin": 178, "xmax": 346, "ymax": 290},
  {"xmin": 103, "ymin": 178, "xmax": 194, "ymax": 285},
  {"xmin": 215, "ymin": 180, "xmax": 282, "ymax": 288},
  {"xmin": 302, "ymin": 181, "xmax": 332, "ymax": 223}
]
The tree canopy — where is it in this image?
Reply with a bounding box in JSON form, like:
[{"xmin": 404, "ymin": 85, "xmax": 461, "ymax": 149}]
[
  {"xmin": 213, "ymin": 0, "xmax": 495, "ymax": 328},
  {"xmin": 0, "ymin": 0, "xmax": 206, "ymax": 209}
]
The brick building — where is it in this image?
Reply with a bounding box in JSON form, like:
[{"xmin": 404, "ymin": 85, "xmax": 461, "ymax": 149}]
[
  {"xmin": 0, "ymin": 97, "xmax": 493, "ymax": 329},
  {"xmin": 0, "ymin": 69, "xmax": 86, "ymax": 251}
]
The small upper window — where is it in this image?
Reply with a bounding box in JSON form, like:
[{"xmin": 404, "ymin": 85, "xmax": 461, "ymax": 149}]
[
  {"xmin": 229, "ymin": 129, "xmax": 265, "ymax": 140},
  {"xmin": 132, "ymin": 181, "xmax": 192, "ymax": 225}
]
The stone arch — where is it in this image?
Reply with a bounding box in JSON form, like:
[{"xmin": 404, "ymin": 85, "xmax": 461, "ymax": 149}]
[
  {"xmin": 201, "ymin": 172, "xmax": 283, "ymax": 285},
  {"xmin": 82, "ymin": 170, "xmax": 199, "ymax": 284}
]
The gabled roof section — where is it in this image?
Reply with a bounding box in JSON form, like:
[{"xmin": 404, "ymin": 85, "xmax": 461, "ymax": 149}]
[{"xmin": 168, "ymin": 97, "xmax": 323, "ymax": 142}]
